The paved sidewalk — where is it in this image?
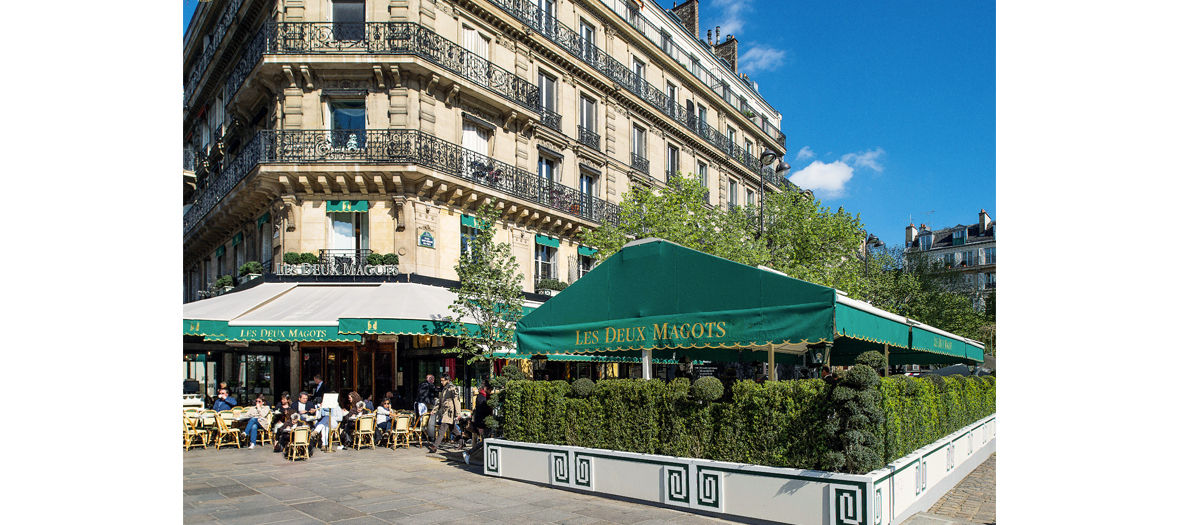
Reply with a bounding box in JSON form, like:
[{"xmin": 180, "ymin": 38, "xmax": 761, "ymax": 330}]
[
  {"xmin": 902, "ymin": 453, "xmax": 996, "ymax": 525},
  {"xmin": 183, "ymin": 442, "xmax": 747, "ymax": 525}
]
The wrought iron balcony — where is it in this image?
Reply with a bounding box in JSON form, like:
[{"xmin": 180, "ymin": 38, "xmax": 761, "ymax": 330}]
[
  {"xmin": 184, "ymin": 0, "xmax": 244, "ymax": 105},
  {"xmin": 577, "ymin": 126, "xmax": 600, "ymax": 150},
  {"xmin": 539, "ymin": 108, "xmax": 561, "ymax": 132},
  {"xmin": 224, "ymin": 22, "xmax": 541, "ymax": 113},
  {"xmin": 319, "ymin": 248, "xmax": 372, "ymax": 272},
  {"xmin": 483, "ymin": 0, "xmax": 769, "ymax": 174},
  {"xmin": 183, "ymin": 132, "xmax": 266, "ymax": 235},
  {"xmin": 631, "ymin": 154, "xmax": 649, "ymax": 175}
]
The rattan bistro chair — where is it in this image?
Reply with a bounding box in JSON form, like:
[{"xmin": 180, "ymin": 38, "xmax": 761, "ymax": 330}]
[
  {"xmin": 389, "ymin": 415, "xmax": 411, "ymax": 449},
  {"xmin": 213, "ymin": 412, "xmax": 243, "ymax": 449},
  {"xmin": 287, "ymin": 427, "xmax": 311, "ymax": 461},
  {"xmin": 407, "ymin": 413, "xmax": 429, "ymax": 448},
  {"xmin": 257, "ymin": 413, "xmax": 274, "ymax": 446},
  {"xmin": 353, "ymin": 415, "xmax": 376, "ymax": 450},
  {"xmin": 183, "ymin": 416, "xmax": 208, "ymax": 450}
]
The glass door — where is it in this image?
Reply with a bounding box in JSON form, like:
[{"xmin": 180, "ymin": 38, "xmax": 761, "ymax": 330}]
[{"xmin": 325, "ymin": 348, "xmax": 353, "ymax": 401}]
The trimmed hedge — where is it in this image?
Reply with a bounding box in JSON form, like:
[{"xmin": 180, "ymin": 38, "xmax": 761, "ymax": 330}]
[{"xmin": 502, "ymin": 375, "xmax": 995, "ymax": 474}]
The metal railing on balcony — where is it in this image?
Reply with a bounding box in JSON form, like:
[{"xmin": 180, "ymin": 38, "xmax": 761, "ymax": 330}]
[
  {"xmin": 184, "ymin": 0, "xmax": 244, "ymax": 105},
  {"xmin": 539, "ymin": 107, "xmax": 561, "ymax": 132},
  {"xmin": 631, "ymin": 154, "xmax": 650, "ymax": 175},
  {"xmin": 224, "ymin": 22, "xmax": 541, "ymax": 113},
  {"xmin": 577, "ymin": 126, "xmax": 600, "ymax": 150},
  {"xmin": 319, "ymin": 248, "xmax": 372, "ymax": 272},
  {"xmin": 602, "ymin": 0, "xmax": 786, "ymax": 146},
  {"xmin": 483, "ymin": 0, "xmax": 766, "ymax": 174},
  {"xmin": 183, "ymin": 132, "xmax": 266, "ymax": 235}
]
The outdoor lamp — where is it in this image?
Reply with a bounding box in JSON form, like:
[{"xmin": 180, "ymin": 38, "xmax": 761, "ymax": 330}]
[
  {"xmin": 759, "ymin": 148, "xmax": 778, "ymax": 167},
  {"xmin": 775, "ymin": 160, "xmax": 791, "ymax": 181}
]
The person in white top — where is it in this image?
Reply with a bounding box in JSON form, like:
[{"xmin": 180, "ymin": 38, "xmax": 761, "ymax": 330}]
[{"xmin": 313, "ymin": 399, "xmax": 344, "ymax": 449}]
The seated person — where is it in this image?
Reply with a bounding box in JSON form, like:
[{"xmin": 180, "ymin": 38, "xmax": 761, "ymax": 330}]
[
  {"xmin": 337, "ymin": 392, "xmax": 365, "ymax": 449},
  {"xmin": 312, "ymin": 399, "xmax": 344, "ymax": 450},
  {"xmin": 242, "ymin": 394, "xmax": 272, "ymax": 449},
  {"xmin": 375, "ymin": 398, "xmax": 393, "ymax": 438},
  {"xmin": 212, "ymin": 388, "xmax": 238, "ymax": 412}
]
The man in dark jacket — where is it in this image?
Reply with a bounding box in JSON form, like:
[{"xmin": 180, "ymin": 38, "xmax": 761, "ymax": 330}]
[
  {"xmin": 416, "ymin": 374, "xmax": 438, "ymax": 417},
  {"xmin": 310, "ymin": 374, "xmax": 328, "ymax": 405},
  {"xmin": 822, "ymin": 366, "xmax": 839, "ymax": 385}
]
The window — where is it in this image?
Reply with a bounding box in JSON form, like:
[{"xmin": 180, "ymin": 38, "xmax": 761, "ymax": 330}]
[
  {"xmin": 579, "ymin": 171, "xmax": 596, "ymax": 197},
  {"xmin": 580, "ymin": 95, "xmax": 596, "ymax": 131},
  {"xmin": 942, "ymin": 253, "xmax": 956, "ymax": 267},
  {"xmin": 579, "ymin": 20, "xmax": 596, "ymax": 61},
  {"xmin": 962, "ymin": 250, "xmax": 977, "ymax": 267},
  {"xmin": 666, "ymin": 82, "xmax": 677, "ymax": 109},
  {"xmin": 535, "ymin": 244, "xmax": 557, "ymax": 281},
  {"xmin": 984, "ymin": 273, "xmax": 996, "ymax": 289},
  {"xmin": 984, "ymin": 247, "xmax": 996, "ymax": 264},
  {"xmin": 697, "ymin": 104, "xmax": 707, "ymax": 133},
  {"xmin": 329, "ymin": 209, "xmax": 369, "ymax": 253},
  {"xmin": 538, "ymin": 155, "xmax": 558, "ymax": 181},
  {"xmin": 463, "ymin": 26, "xmax": 490, "ymax": 82},
  {"xmin": 691, "ymin": 56, "xmax": 702, "ymax": 79},
  {"xmin": 579, "ymin": 255, "xmax": 595, "ymax": 278},
  {"xmin": 537, "ymin": 0, "xmax": 555, "ymax": 28},
  {"xmin": 329, "ymin": 99, "xmax": 366, "ymax": 148},
  {"xmin": 260, "ymin": 217, "xmax": 272, "ymax": 269},
  {"xmin": 965, "ymin": 274, "xmax": 974, "ymax": 287},
  {"xmin": 632, "ymin": 126, "xmax": 646, "ymax": 158},
  {"xmin": 332, "ymin": 0, "xmax": 365, "ymax": 41},
  {"xmin": 697, "ymin": 161, "xmax": 708, "ymax": 187},
  {"xmin": 461, "ymin": 224, "xmax": 478, "ymax": 255},
  {"xmin": 728, "ymin": 179, "xmax": 738, "ymax": 206},
  {"xmin": 538, "ymin": 71, "xmax": 557, "ymax": 112},
  {"xmin": 745, "ymin": 139, "xmax": 753, "ymax": 157},
  {"xmin": 952, "ymin": 228, "xmax": 967, "ymax": 246},
  {"xmin": 919, "ymin": 232, "xmax": 932, "ymax": 250},
  {"xmin": 633, "ymin": 57, "xmax": 645, "ymax": 83},
  {"xmin": 666, "ymin": 144, "xmax": 679, "ymax": 180},
  {"xmin": 746, "ymin": 188, "xmax": 755, "ymax": 206},
  {"xmin": 660, "ymin": 30, "xmax": 673, "ymax": 54},
  {"xmin": 727, "ymin": 127, "xmax": 736, "ymax": 152},
  {"xmin": 461, "ymin": 119, "xmax": 490, "ymax": 156}
]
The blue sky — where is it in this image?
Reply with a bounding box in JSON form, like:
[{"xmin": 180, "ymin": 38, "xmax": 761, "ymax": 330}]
[{"xmin": 183, "ymin": 0, "xmax": 994, "ymax": 247}]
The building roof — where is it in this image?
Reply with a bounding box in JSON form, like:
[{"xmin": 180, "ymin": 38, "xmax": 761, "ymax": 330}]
[{"xmin": 908, "ymin": 222, "xmax": 996, "ymax": 251}]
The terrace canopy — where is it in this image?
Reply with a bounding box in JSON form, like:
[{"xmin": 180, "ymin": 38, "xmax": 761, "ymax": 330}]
[{"xmin": 515, "ymin": 239, "xmax": 982, "ymax": 379}]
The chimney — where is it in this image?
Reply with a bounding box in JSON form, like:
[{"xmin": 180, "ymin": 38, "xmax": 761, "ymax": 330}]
[
  {"xmin": 978, "ymin": 208, "xmax": 992, "ymax": 235},
  {"xmin": 713, "ymin": 33, "xmax": 738, "ymax": 73},
  {"xmin": 707, "ymin": 29, "xmax": 712, "ymax": 45},
  {"xmin": 670, "ymin": 0, "xmax": 700, "ymax": 39},
  {"xmin": 906, "ymin": 223, "xmax": 917, "ymax": 245}
]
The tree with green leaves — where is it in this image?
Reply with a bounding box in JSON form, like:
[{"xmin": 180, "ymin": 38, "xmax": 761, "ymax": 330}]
[{"xmin": 445, "ymin": 200, "xmax": 525, "ymax": 366}]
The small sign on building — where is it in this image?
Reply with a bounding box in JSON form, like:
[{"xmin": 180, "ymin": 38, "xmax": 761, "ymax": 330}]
[{"xmin": 418, "ymin": 231, "xmax": 435, "ymax": 248}]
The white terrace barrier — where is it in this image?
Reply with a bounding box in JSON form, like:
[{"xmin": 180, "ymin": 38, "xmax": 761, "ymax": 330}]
[{"xmin": 484, "ymin": 414, "xmax": 995, "ymax": 525}]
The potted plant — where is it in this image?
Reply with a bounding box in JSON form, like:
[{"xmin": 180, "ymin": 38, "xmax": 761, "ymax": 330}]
[
  {"xmin": 300, "ymin": 252, "xmax": 319, "ymax": 264},
  {"xmin": 215, "ymin": 274, "xmax": 234, "ymax": 294},
  {"xmin": 382, "ymin": 253, "xmax": 399, "ymax": 266},
  {"xmin": 238, "ymin": 261, "xmax": 264, "ymax": 282},
  {"xmin": 742, "ymin": 110, "xmax": 755, "ymax": 119},
  {"xmin": 535, "ymin": 278, "xmax": 568, "ymax": 296}
]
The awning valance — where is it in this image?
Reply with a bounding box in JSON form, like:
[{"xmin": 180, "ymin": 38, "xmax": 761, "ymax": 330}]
[
  {"xmin": 491, "ymin": 351, "xmax": 704, "ymax": 365},
  {"xmin": 834, "ymin": 296, "xmax": 910, "ymax": 348},
  {"xmin": 578, "ymin": 246, "xmax": 598, "ymax": 257},
  {"xmin": 215, "ymin": 246, "xmax": 225, "ymax": 257},
  {"xmin": 535, "ymin": 234, "xmax": 560, "ymax": 248},
  {"xmin": 232, "ymin": 232, "xmax": 242, "ymax": 246},
  {"xmin": 326, "ymin": 200, "xmax": 369, "ymax": 213},
  {"xmin": 257, "ymin": 212, "xmax": 270, "ymax": 229}
]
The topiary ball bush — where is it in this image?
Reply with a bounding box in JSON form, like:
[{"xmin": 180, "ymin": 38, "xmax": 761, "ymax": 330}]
[
  {"xmin": 366, "ymin": 253, "xmax": 384, "ymax": 266},
  {"xmin": 500, "ymin": 363, "xmax": 527, "ymax": 381},
  {"xmin": 691, "ymin": 376, "xmax": 724, "ymax": 402},
  {"xmin": 383, "ymin": 253, "xmax": 399, "ymax": 265},
  {"xmin": 571, "ymin": 378, "xmax": 595, "ymax": 398},
  {"xmin": 215, "ymin": 275, "xmax": 234, "ymax": 288},
  {"xmin": 843, "ymin": 364, "xmax": 880, "ymax": 390},
  {"xmin": 238, "ymin": 261, "xmax": 263, "ymax": 276},
  {"xmin": 299, "ymin": 252, "xmax": 319, "ymax": 264},
  {"xmin": 283, "ymin": 252, "xmax": 303, "ymax": 265},
  {"xmin": 855, "ymin": 351, "xmax": 887, "ymax": 370}
]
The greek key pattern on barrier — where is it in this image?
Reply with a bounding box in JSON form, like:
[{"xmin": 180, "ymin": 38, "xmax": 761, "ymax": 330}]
[
  {"xmin": 552, "ymin": 451, "xmax": 570, "ymax": 484},
  {"xmin": 874, "ymin": 488, "xmax": 883, "ymax": 525},
  {"xmin": 574, "ymin": 455, "xmax": 592, "ymax": 489},
  {"xmin": 833, "ymin": 486, "xmax": 865, "ymax": 525},
  {"xmin": 665, "ymin": 465, "xmax": 689, "ymax": 504},
  {"xmin": 695, "ymin": 469, "xmax": 721, "ymax": 509},
  {"xmin": 486, "ymin": 446, "xmax": 500, "ymax": 474}
]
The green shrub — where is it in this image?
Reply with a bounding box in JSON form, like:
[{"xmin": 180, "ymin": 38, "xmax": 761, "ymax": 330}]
[
  {"xmin": 691, "ymin": 376, "xmax": 724, "ymax": 402},
  {"xmin": 215, "ymin": 275, "xmax": 234, "ymax": 288},
  {"xmin": 282, "ymin": 252, "xmax": 302, "ymax": 265},
  {"xmin": 536, "ymin": 279, "xmax": 568, "ymax": 291},
  {"xmin": 300, "ymin": 252, "xmax": 319, "ymax": 264},
  {"xmin": 366, "ymin": 253, "xmax": 383, "ymax": 266},
  {"xmin": 572, "ymin": 378, "xmax": 595, "ymax": 398},
  {"xmin": 238, "ymin": 261, "xmax": 263, "ymax": 276},
  {"xmin": 855, "ymin": 351, "xmax": 887, "ymax": 370},
  {"xmin": 383, "ymin": 253, "xmax": 400, "ymax": 265}
]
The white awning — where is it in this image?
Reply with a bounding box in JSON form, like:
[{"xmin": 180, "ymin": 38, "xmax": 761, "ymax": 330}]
[
  {"xmin": 183, "ymin": 283, "xmax": 297, "ymax": 321},
  {"xmin": 228, "ymin": 284, "xmax": 382, "ymax": 327}
]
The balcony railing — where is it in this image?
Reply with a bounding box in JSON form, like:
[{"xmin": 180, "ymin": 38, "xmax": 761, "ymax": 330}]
[
  {"xmin": 183, "ymin": 132, "xmax": 266, "ymax": 235},
  {"xmin": 577, "ymin": 126, "xmax": 600, "ymax": 150},
  {"xmin": 184, "ymin": 0, "xmax": 244, "ymax": 105},
  {"xmin": 539, "ymin": 108, "xmax": 561, "ymax": 132},
  {"xmin": 224, "ymin": 22, "xmax": 541, "ymax": 113},
  {"xmin": 631, "ymin": 154, "xmax": 649, "ymax": 175},
  {"xmin": 483, "ymin": 0, "xmax": 767, "ymax": 174},
  {"xmin": 319, "ymin": 248, "xmax": 372, "ymax": 272}
]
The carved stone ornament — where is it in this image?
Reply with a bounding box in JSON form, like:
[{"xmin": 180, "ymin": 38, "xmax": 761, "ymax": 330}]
[{"xmin": 319, "ymin": 78, "xmax": 373, "ymax": 91}]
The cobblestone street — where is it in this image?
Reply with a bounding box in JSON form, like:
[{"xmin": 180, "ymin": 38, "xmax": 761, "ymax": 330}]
[{"xmin": 903, "ymin": 453, "xmax": 996, "ymax": 525}]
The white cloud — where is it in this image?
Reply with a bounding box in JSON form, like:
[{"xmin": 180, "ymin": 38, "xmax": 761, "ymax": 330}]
[
  {"xmin": 710, "ymin": 0, "xmax": 753, "ymax": 37},
  {"xmin": 840, "ymin": 147, "xmax": 886, "ymax": 172},
  {"xmin": 739, "ymin": 46, "xmax": 787, "ymax": 75},
  {"xmin": 789, "ymin": 148, "xmax": 885, "ymax": 198},
  {"xmin": 789, "ymin": 160, "xmax": 855, "ymax": 198}
]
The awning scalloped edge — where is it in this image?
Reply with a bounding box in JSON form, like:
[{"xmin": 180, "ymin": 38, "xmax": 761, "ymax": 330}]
[{"xmin": 531, "ymin": 338, "xmax": 833, "ymax": 354}]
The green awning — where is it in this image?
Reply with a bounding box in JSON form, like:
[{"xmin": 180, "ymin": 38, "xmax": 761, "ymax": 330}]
[
  {"xmin": 965, "ymin": 341, "xmax": 985, "ymax": 363},
  {"xmin": 578, "ymin": 246, "xmax": 599, "ymax": 257},
  {"xmin": 834, "ymin": 300, "xmax": 909, "ymax": 348},
  {"xmin": 184, "ymin": 319, "xmax": 229, "ymax": 338},
  {"xmin": 232, "ymin": 232, "xmax": 243, "ymax": 246},
  {"xmin": 516, "ymin": 239, "xmax": 836, "ymax": 355},
  {"xmin": 215, "ymin": 246, "xmax": 225, "ymax": 257},
  {"xmin": 257, "ymin": 212, "xmax": 270, "ymax": 229},
  {"xmin": 327, "ymin": 200, "xmax": 369, "ymax": 213},
  {"xmin": 535, "ymin": 234, "xmax": 560, "ymax": 248},
  {"xmin": 338, "ymin": 318, "xmax": 478, "ymax": 336},
  {"xmin": 910, "ymin": 326, "xmax": 966, "ymax": 359},
  {"xmin": 491, "ymin": 351, "xmax": 704, "ymax": 365},
  {"xmin": 212, "ymin": 325, "xmax": 362, "ymax": 342}
]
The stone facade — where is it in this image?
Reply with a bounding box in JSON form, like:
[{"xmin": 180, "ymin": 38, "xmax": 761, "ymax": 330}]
[
  {"xmin": 182, "ymin": 0, "xmax": 787, "ymax": 301},
  {"xmin": 903, "ymin": 209, "xmax": 997, "ymax": 309}
]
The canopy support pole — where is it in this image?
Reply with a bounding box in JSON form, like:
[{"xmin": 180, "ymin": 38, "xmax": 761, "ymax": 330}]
[
  {"xmin": 884, "ymin": 344, "xmax": 890, "ymax": 376},
  {"xmin": 642, "ymin": 349, "xmax": 652, "ymax": 380},
  {"xmin": 768, "ymin": 344, "xmax": 776, "ymax": 381}
]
